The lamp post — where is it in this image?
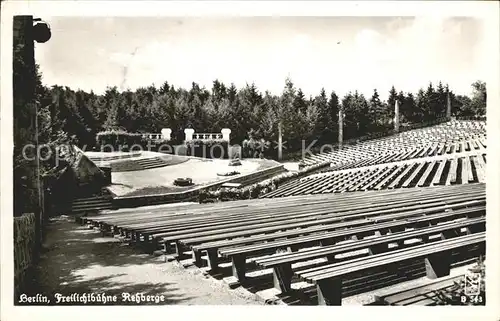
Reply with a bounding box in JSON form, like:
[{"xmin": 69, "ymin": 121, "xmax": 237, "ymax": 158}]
[{"xmin": 31, "ymin": 17, "xmax": 51, "ymax": 245}]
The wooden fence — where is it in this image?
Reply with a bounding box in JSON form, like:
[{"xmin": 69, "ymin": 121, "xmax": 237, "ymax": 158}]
[{"xmin": 14, "ymin": 213, "xmax": 37, "ymax": 298}]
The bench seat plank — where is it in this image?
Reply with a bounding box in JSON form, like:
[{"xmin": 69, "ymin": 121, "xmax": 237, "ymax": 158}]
[
  {"xmin": 296, "ymin": 233, "xmax": 485, "ymax": 283},
  {"xmin": 255, "ymin": 217, "xmax": 485, "ymax": 268}
]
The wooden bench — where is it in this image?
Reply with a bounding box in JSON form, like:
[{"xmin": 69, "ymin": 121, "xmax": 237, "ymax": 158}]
[
  {"xmin": 295, "ymin": 232, "xmax": 485, "ymax": 305},
  {"xmin": 174, "ymin": 198, "xmax": 484, "ymax": 254},
  {"xmin": 208, "ymin": 205, "xmax": 484, "ymax": 279},
  {"xmin": 254, "ymin": 217, "xmax": 485, "ymax": 293},
  {"xmin": 371, "ymin": 274, "xmax": 463, "ymax": 305}
]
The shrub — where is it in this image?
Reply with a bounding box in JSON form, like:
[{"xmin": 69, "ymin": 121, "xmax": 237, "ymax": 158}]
[
  {"xmin": 96, "ymin": 130, "xmax": 145, "ymax": 151},
  {"xmin": 432, "ymin": 256, "xmax": 485, "ymax": 305}
]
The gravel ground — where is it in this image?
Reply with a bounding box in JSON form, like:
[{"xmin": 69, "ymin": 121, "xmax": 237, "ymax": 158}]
[{"xmin": 23, "ymin": 216, "xmax": 262, "ymax": 306}]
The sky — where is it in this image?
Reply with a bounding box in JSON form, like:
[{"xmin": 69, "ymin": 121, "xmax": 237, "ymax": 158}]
[{"xmin": 35, "ymin": 16, "xmax": 486, "ymax": 100}]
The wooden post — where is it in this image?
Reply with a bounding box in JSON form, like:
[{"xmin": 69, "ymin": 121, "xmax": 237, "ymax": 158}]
[
  {"xmin": 394, "ymin": 100, "xmax": 400, "ymax": 133},
  {"xmin": 425, "ymin": 251, "xmax": 452, "ymax": 279},
  {"xmin": 278, "ymin": 122, "xmax": 283, "ymax": 160},
  {"xmin": 273, "ymin": 264, "xmax": 293, "ymax": 293},
  {"xmin": 446, "ymin": 92, "xmax": 451, "ymax": 119},
  {"xmin": 338, "ymin": 109, "xmax": 343, "ymax": 150},
  {"xmin": 317, "ymin": 278, "xmax": 343, "ymax": 306}
]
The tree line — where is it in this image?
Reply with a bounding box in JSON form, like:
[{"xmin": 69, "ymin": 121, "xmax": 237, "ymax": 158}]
[
  {"xmin": 14, "ymin": 61, "xmax": 487, "ymax": 213},
  {"xmin": 41, "ymin": 77, "xmax": 486, "ymax": 151}
]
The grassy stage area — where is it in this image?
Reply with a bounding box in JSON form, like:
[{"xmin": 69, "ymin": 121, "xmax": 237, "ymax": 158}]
[{"xmin": 88, "ymin": 152, "xmax": 281, "ymax": 198}]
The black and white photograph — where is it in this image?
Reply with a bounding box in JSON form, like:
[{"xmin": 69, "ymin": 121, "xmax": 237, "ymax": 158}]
[{"xmin": 1, "ymin": 1, "xmax": 499, "ymax": 320}]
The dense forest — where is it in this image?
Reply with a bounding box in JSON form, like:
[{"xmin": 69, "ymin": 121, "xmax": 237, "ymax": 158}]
[{"xmin": 41, "ymin": 76, "xmax": 486, "ymax": 150}]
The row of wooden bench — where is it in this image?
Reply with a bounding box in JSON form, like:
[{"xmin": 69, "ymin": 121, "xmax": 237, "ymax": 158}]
[
  {"xmin": 251, "ymin": 218, "xmax": 483, "ymax": 295},
  {"xmin": 264, "ymin": 154, "xmax": 486, "ymax": 198},
  {"xmin": 85, "ymin": 184, "xmax": 484, "ymax": 249},
  {"xmin": 302, "ymin": 135, "xmax": 486, "ymax": 168},
  {"xmin": 83, "ymin": 184, "xmax": 485, "ymax": 304},
  {"xmin": 301, "ymin": 119, "xmax": 486, "ymax": 167},
  {"xmin": 321, "ymin": 141, "xmax": 486, "ymax": 172},
  {"xmin": 371, "ymin": 273, "xmax": 466, "ymax": 305},
  {"xmin": 90, "ymin": 184, "xmax": 484, "ymax": 243},
  {"xmin": 294, "ymin": 232, "xmax": 484, "ymax": 305}
]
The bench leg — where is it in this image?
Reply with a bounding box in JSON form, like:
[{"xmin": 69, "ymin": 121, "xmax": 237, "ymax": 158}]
[
  {"xmin": 440, "ymin": 230, "xmax": 457, "ymax": 240},
  {"xmin": 192, "ymin": 250, "xmax": 203, "ymax": 267},
  {"xmin": 136, "ymin": 232, "xmax": 145, "ymax": 244},
  {"xmin": 144, "ymin": 236, "xmax": 158, "ymax": 254},
  {"xmin": 325, "ymin": 254, "xmax": 336, "ymax": 262},
  {"xmin": 465, "ymin": 224, "xmax": 483, "ymax": 234},
  {"xmin": 272, "ymin": 264, "xmax": 293, "ymax": 293},
  {"xmin": 175, "ymin": 242, "xmax": 187, "ymax": 258},
  {"xmin": 320, "ymin": 239, "xmax": 335, "ymax": 247},
  {"xmin": 207, "ymin": 249, "xmax": 219, "ymax": 271},
  {"xmin": 425, "ymin": 251, "xmax": 452, "ymax": 279},
  {"xmin": 101, "ymin": 224, "xmax": 111, "ymax": 236},
  {"xmin": 368, "ymin": 244, "xmax": 387, "ymax": 255},
  {"xmin": 317, "ymin": 278, "xmax": 342, "ymax": 306},
  {"xmin": 232, "ymin": 254, "xmax": 247, "ymax": 282},
  {"xmin": 164, "ymin": 241, "xmax": 173, "ymax": 254}
]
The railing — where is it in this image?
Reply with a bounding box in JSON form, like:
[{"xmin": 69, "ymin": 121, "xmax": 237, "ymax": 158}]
[
  {"xmin": 192, "ymin": 133, "xmax": 225, "ymax": 141},
  {"xmin": 141, "ymin": 133, "xmax": 165, "ymax": 141}
]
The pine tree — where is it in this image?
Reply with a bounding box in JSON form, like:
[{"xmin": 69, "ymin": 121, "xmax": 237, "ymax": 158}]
[
  {"xmin": 416, "ymin": 88, "xmax": 426, "ymax": 122},
  {"xmin": 369, "ymin": 89, "xmax": 383, "ymax": 131},
  {"xmin": 424, "ymin": 82, "xmax": 437, "ymax": 120},
  {"xmin": 387, "ymin": 86, "xmax": 398, "ymax": 122},
  {"xmin": 436, "ymin": 81, "xmax": 446, "ymax": 117},
  {"xmin": 328, "ymin": 91, "xmax": 340, "ymax": 139},
  {"xmin": 294, "ymin": 88, "xmax": 307, "ymax": 114},
  {"xmin": 313, "ymin": 88, "xmax": 331, "ymax": 142}
]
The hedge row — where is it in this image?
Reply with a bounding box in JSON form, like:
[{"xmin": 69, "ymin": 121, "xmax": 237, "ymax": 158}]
[
  {"xmin": 96, "ymin": 130, "xmax": 172, "ymax": 151},
  {"xmin": 198, "ymin": 161, "xmax": 330, "ymax": 202}
]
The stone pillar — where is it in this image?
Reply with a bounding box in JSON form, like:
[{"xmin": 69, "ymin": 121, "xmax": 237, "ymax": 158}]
[
  {"xmin": 221, "ymin": 128, "xmax": 231, "ymax": 142},
  {"xmin": 184, "ymin": 128, "xmax": 195, "ymax": 142},
  {"xmin": 446, "ymin": 92, "xmax": 451, "ymax": 119},
  {"xmin": 161, "ymin": 128, "xmax": 171, "ymax": 141},
  {"xmin": 394, "ymin": 100, "xmax": 400, "ymax": 133},
  {"xmin": 278, "ymin": 122, "xmax": 283, "ymax": 160},
  {"xmin": 338, "ymin": 109, "xmax": 343, "ymax": 149}
]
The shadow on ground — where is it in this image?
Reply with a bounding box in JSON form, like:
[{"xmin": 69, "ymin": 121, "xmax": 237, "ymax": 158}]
[{"xmin": 20, "ymin": 217, "xmax": 191, "ymax": 305}]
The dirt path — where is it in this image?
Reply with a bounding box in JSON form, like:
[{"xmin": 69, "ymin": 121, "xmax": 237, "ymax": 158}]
[{"xmin": 25, "ymin": 216, "xmax": 262, "ymax": 305}]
